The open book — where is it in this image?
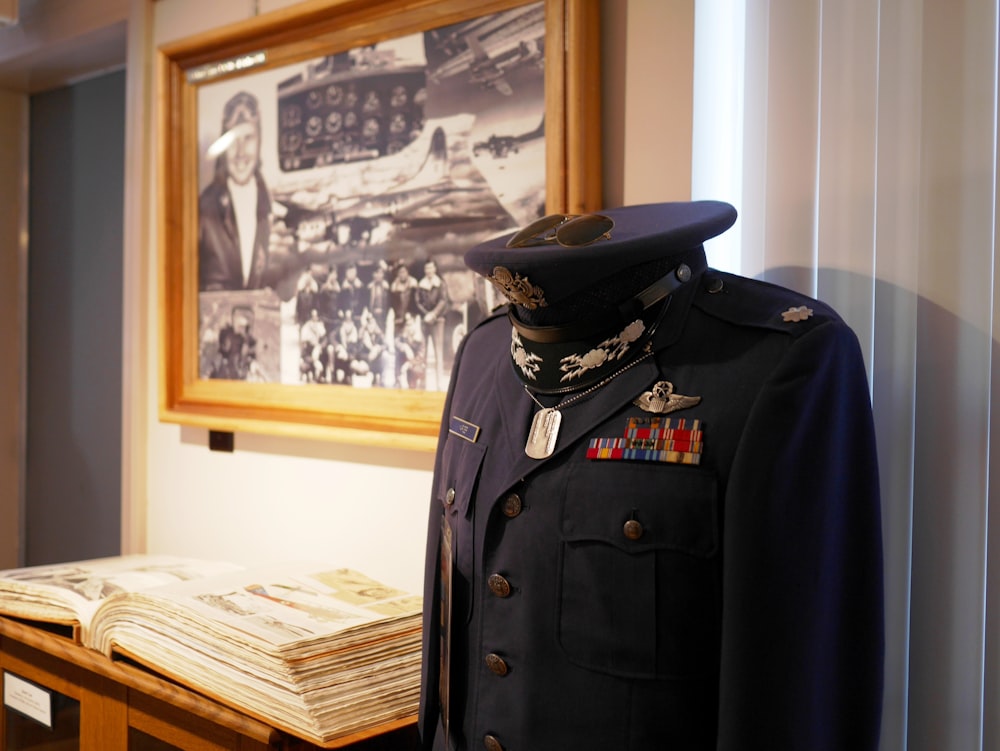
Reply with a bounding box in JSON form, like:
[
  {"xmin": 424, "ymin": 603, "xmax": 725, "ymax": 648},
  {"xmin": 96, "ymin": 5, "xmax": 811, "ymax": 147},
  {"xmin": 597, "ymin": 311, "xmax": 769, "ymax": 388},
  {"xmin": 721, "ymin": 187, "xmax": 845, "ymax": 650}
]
[{"xmin": 0, "ymin": 555, "xmax": 423, "ymax": 745}]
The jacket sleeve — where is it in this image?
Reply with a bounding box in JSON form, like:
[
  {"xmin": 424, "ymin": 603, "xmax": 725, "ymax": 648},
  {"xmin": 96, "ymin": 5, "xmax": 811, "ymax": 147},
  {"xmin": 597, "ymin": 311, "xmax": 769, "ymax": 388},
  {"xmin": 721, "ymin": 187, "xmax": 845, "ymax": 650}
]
[{"xmin": 716, "ymin": 320, "xmax": 884, "ymax": 749}]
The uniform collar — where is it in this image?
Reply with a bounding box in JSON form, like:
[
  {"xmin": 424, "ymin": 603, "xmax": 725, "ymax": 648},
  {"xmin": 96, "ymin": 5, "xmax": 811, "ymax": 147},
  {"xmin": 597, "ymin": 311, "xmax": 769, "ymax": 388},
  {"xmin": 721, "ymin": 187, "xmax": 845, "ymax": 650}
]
[{"xmin": 506, "ymin": 248, "xmax": 707, "ymax": 394}]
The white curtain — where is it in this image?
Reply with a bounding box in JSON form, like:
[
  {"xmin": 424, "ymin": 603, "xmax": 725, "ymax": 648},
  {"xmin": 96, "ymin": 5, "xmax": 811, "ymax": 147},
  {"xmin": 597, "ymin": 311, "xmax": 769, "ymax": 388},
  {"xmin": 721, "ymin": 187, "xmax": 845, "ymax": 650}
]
[{"xmin": 693, "ymin": 1, "xmax": 999, "ymax": 749}]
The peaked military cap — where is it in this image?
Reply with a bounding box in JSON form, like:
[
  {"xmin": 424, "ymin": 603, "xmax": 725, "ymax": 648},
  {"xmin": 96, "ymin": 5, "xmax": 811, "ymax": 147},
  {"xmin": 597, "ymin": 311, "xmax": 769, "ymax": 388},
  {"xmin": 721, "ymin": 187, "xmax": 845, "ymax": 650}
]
[
  {"xmin": 466, "ymin": 201, "xmax": 738, "ymax": 393},
  {"xmin": 466, "ymin": 201, "xmax": 737, "ymax": 319}
]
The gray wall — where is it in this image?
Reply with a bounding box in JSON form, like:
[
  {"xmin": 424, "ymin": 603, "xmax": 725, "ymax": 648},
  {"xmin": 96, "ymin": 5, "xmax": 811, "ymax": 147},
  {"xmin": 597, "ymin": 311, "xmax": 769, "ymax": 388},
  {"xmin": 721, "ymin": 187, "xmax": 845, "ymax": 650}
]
[{"xmin": 25, "ymin": 70, "xmax": 124, "ymax": 565}]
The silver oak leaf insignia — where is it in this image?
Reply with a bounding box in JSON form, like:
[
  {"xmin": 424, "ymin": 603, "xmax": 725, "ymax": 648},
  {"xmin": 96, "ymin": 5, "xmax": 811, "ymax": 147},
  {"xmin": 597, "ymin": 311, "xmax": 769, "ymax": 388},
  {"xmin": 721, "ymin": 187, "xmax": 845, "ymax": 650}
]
[{"xmin": 634, "ymin": 380, "xmax": 702, "ymax": 415}]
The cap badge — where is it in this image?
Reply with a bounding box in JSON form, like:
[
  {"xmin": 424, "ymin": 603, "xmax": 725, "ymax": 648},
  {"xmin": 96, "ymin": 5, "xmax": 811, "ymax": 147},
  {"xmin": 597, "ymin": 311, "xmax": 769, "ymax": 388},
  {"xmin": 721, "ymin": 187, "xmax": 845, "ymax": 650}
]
[
  {"xmin": 560, "ymin": 319, "xmax": 646, "ymax": 383},
  {"xmin": 781, "ymin": 305, "xmax": 813, "ymax": 322},
  {"xmin": 634, "ymin": 380, "xmax": 701, "ymax": 415},
  {"xmin": 511, "ymin": 329, "xmax": 543, "ymax": 381},
  {"xmin": 488, "ymin": 266, "xmax": 547, "ymax": 309}
]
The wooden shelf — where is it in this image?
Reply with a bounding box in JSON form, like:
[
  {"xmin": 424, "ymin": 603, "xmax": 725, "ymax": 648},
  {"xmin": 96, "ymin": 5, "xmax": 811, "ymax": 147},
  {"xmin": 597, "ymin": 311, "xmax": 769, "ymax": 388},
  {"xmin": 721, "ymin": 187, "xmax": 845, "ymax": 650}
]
[{"xmin": 0, "ymin": 617, "xmax": 418, "ymax": 751}]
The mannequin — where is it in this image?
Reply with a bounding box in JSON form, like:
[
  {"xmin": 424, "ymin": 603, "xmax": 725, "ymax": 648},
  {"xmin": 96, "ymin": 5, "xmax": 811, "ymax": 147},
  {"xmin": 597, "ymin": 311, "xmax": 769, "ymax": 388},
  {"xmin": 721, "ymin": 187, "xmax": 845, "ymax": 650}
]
[{"xmin": 419, "ymin": 201, "xmax": 883, "ymax": 751}]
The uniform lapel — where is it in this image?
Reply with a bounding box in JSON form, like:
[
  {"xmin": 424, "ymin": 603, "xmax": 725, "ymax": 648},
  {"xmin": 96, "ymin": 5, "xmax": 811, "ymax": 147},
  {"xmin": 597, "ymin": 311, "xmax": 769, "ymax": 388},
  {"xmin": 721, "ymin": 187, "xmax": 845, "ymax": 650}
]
[
  {"xmin": 491, "ymin": 354, "xmax": 534, "ymax": 475},
  {"xmin": 483, "ymin": 350, "xmax": 661, "ymax": 498},
  {"xmin": 507, "ymin": 356, "xmax": 661, "ymax": 483},
  {"xmin": 480, "ymin": 264, "xmax": 704, "ymax": 497}
]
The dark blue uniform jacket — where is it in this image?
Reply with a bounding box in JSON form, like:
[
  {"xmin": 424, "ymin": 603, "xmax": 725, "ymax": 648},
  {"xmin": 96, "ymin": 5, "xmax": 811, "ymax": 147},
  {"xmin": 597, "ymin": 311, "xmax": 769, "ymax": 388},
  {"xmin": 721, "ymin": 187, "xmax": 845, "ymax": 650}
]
[{"xmin": 420, "ymin": 252, "xmax": 884, "ymax": 751}]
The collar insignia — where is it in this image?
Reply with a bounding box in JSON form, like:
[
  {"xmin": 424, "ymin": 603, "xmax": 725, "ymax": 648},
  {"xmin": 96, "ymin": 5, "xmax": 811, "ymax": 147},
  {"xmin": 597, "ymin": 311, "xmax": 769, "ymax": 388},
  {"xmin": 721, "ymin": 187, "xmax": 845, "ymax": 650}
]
[
  {"xmin": 488, "ymin": 266, "xmax": 547, "ymax": 309},
  {"xmin": 781, "ymin": 305, "xmax": 813, "ymax": 322},
  {"xmin": 511, "ymin": 329, "xmax": 543, "ymax": 381},
  {"xmin": 634, "ymin": 380, "xmax": 701, "ymax": 415},
  {"xmin": 560, "ymin": 319, "xmax": 645, "ymax": 383}
]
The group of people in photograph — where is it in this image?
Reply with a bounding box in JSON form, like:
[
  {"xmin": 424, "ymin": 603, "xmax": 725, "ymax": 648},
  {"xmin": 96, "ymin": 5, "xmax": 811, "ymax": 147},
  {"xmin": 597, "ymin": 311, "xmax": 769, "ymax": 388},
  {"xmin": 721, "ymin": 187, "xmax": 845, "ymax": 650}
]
[{"xmin": 293, "ymin": 257, "xmax": 451, "ymax": 390}]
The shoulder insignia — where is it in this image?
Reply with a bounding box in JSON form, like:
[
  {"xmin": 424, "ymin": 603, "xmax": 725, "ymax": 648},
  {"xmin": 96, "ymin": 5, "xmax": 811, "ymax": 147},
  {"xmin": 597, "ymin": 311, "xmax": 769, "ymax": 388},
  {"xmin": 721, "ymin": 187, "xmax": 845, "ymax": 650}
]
[
  {"xmin": 694, "ymin": 272, "xmax": 838, "ymax": 336},
  {"xmin": 781, "ymin": 305, "xmax": 814, "ymax": 322}
]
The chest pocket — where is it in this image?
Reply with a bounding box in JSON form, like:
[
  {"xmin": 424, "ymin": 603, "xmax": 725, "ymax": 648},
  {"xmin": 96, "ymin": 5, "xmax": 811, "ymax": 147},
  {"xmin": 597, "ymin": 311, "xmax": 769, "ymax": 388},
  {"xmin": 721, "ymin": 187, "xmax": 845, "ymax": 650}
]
[
  {"xmin": 557, "ymin": 462, "xmax": 719, "ymax": 680},
  {"xmin": 436, "ymin": 433, "xmax": 486, "ymax": 623}
]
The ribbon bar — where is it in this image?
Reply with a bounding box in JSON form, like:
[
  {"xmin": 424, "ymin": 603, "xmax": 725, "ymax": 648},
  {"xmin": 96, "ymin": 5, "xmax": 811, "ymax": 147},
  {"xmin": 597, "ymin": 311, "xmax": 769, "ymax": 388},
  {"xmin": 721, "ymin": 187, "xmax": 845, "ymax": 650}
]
[{"xmin": 587, "ymin": 417, "xmax": 704, "ymax": 464}]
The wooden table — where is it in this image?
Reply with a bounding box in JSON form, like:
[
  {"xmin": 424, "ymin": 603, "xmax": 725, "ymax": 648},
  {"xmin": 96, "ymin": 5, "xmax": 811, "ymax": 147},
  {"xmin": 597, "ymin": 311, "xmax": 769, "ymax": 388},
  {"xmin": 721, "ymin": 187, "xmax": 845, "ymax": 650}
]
[{"xmin": 0, "ymin": 617, "xmax": 419, "ymax": 751}]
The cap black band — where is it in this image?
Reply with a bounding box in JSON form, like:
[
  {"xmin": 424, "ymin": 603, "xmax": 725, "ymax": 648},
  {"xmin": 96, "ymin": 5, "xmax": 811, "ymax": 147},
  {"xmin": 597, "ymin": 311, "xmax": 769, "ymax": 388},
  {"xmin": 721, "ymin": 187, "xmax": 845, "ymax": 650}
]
[
  {"xmin": 509, "ymin": 263, "xmax": 694, "ymax": 345},
  {"xmin": 508, "ymin": 263, "xmax": 696, "ymax": 394}
]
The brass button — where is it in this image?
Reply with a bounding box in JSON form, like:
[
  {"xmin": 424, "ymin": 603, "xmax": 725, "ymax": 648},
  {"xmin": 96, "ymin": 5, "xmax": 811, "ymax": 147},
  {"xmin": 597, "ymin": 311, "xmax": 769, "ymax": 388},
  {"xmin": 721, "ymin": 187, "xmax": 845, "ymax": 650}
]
[
  {"xmin": 483, "ymin": 734, "xmax": 504, "ymax": 751},
  {"xmin": 623, "ymin": 519, "xmax": 644, "ymax": 540},
  {"xmin": 501, "ymin": 492, "xmax": 523, "ymax": 517},
  {"xmin": 488, "ymin": 573, "xmax": 512, "ymax": 598},
  {"xmin": 676, "ymin": 263, "xmax": 692, "ymax": 282},
  {"xmin": 706, "ymin": 277, "xmax": 724, "ymax": 294},
  {"xmin": 485, "ymin": 653, "xmax": 509, "ymax": 676},
  {"xmin": 445, "ymin": 487, "xmax": 456, "ymax": 506}
]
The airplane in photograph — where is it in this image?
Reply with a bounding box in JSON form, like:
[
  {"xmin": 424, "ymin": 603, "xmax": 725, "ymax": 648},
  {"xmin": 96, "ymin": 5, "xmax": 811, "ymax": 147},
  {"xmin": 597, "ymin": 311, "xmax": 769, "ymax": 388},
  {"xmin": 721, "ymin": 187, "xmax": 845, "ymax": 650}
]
[
  {"xmin": 464, "ymin": 35, "xmax": 541, "ymax": 96},
  {"xmin": 427, "ymin": 5, "xmax": 545, "ymax": 96},
  {"xmin": 473, "ymin": 115, "xmax": 545, "ymax": 159},
  {"xmin": 274, "ymin": 124, "xmax": 506, "ymax": 252}
]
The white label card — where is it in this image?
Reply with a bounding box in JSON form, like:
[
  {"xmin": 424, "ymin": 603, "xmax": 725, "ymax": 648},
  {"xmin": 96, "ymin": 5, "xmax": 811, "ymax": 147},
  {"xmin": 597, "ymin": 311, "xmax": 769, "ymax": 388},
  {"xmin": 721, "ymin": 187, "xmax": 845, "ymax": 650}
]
[{"xmin": 3, "ymin": 671, "xmax": 53, "ymax": 728}]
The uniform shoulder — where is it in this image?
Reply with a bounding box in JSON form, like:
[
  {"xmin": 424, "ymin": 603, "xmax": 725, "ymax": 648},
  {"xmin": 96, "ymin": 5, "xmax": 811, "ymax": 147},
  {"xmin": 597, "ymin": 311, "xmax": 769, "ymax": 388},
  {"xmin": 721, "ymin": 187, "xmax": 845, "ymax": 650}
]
[
  {"xmin": 456, "ymin": 308, "xmax": 510, "ymax": 356},
  {"xmin": 691, "ymin": 269, "xmax": 845, "ymax": 337}
]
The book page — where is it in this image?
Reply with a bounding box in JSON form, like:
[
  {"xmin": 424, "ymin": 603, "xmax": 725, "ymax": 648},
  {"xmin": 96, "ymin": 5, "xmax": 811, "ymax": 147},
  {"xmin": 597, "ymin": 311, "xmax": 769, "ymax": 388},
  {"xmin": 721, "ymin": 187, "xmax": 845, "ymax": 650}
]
[
  {"xmin": 0, "ymin": 555, "xmax": 244, "ymax": 633},
  {"xmin": 94, "ymin": 563, "xmax": 422, "ymax": 651},
  {"xmin": 86, "ymin": 562, "xmax": 423, "ymax": 743}
]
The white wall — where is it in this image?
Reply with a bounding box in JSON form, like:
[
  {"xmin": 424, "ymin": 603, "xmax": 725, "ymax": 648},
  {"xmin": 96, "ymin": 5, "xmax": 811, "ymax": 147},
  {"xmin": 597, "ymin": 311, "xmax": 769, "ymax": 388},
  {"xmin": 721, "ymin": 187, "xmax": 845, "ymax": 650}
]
[
  {"xmin": 132, "ymin": 0, "xmax": 693, "ymax": 595},
  {"xmin": 138, "ymin": 0, "xmax": 433, "ymax": 594}
]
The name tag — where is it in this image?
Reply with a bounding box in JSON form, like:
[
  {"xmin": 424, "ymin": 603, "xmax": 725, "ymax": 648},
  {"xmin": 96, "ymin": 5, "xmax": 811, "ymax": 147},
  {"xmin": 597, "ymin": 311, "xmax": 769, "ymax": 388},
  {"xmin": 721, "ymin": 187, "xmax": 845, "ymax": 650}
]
[{"xmin": 449, "ymin": 416, "xmax": 480, "ymax": 443}]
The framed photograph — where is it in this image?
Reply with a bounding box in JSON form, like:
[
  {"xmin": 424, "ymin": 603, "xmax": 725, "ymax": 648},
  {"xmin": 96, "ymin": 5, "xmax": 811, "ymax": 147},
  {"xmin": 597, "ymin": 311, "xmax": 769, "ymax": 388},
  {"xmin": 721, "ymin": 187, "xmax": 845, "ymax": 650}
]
[{"xmin": 158, "ymin": 0, "xmax": 602, "ymax": 451}]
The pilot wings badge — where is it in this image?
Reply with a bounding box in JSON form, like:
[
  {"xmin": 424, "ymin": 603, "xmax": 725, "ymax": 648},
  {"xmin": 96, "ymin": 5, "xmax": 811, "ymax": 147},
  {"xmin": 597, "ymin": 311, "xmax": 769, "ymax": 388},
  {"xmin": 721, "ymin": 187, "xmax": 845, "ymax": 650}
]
[{"xmin": 634, "ymin": 381, "xmax": 701, "ymax": 415}]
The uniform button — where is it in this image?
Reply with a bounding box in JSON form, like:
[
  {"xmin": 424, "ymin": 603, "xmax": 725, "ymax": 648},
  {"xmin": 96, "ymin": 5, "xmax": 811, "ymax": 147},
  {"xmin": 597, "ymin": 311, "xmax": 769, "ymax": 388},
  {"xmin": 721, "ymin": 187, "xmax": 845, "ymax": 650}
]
[
  {"xmin": 501, "ymin": 492, "xmax": 523, "ymax": 517},
  {"xmin": 483, "ymin": 734, "xmax": 504, "ymax": 751},
  {"xmin": 488, "ymin": 573, "xmax": 512, "ymax": 598},
  {"xmin": 485, "ymin": 653, "xmax": 509, "ymax": 676},
  {"xmin": 706, "ymin": 277, "xmax": 725, "ymax": 294},
  {"xmin": 623, "ymin": 519, "xmax": 644, "ymax": 540},
  {"xmin": 675, "ymin": 263, "xmax": 692, "ymax": 282},
  {"xmin": 445, "ymin": 487, "xmax": 456, "ymax": 506}
]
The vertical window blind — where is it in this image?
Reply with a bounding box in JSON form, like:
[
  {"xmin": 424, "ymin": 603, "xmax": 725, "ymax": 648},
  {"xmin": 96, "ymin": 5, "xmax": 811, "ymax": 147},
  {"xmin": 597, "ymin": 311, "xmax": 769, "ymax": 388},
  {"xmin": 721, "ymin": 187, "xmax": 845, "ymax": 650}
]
[{"xmin": 693, "ymin": 1, "xmax": 999, "ymax": 749}]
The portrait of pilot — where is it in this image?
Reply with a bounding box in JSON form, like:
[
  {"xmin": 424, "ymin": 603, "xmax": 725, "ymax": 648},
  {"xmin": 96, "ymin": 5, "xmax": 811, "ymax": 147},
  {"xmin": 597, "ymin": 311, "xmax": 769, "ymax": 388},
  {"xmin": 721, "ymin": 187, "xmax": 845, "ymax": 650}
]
[{"xmin": 198, "ymin": 90, "xmax": 274, "ymax": 292}]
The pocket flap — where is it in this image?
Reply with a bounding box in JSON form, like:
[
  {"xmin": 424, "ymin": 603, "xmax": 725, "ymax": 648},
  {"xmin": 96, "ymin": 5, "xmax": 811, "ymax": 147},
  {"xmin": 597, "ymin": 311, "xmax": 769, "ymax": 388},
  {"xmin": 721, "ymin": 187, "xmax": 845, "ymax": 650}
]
[{"xmin": 562, "ymin": 464, "xmax": 718, "ymax": 557}]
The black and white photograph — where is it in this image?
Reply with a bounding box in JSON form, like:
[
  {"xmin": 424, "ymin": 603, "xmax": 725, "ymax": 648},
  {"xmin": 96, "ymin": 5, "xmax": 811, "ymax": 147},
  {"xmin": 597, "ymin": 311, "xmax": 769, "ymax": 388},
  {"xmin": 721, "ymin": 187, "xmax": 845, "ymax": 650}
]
[
  {"xmin": 199, "ymin": 289, "xmax": 281, "ymax": 383},
  {"xmin": 195, "ymin": 2, "xmax": 546, "ymax": 393},
  {"xmin": 160, "ymin": 0, "xmax": 600, "ymax": 445}
]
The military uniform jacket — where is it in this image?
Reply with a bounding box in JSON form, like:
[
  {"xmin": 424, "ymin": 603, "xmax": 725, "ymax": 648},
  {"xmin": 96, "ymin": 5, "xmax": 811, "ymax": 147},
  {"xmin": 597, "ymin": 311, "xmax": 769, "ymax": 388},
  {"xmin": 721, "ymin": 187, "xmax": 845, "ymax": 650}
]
[{"xmin": 419, "ymin": 252, "xmax": 884, "ymax": 751}]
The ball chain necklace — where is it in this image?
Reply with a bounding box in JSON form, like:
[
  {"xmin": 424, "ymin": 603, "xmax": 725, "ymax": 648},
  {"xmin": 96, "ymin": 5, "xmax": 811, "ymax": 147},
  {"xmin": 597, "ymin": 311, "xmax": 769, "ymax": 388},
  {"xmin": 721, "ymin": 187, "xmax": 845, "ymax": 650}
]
[
  {"xmin": 523, "ymin": 341, "xmax": 655, "ymax": 459},
  {"xmin": 518, "ymin": 266, "xmax": 689, "ymax": 460}
]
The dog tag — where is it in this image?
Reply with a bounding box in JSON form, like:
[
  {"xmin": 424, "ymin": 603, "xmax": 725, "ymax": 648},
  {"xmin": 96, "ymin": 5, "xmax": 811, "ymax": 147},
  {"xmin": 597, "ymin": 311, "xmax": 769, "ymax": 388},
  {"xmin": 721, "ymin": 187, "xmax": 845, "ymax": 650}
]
[{"xmin": 525, "ymin": 408, "xmax": 561, "ymax": 459}]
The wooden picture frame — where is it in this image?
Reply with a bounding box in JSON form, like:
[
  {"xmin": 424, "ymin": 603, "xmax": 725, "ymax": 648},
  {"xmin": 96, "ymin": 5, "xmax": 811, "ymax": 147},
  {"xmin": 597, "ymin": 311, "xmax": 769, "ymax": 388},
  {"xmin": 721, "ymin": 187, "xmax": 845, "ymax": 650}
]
[{"xmin": 158, "ymin": 0, "xmax": 602, "ymax": 451}]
